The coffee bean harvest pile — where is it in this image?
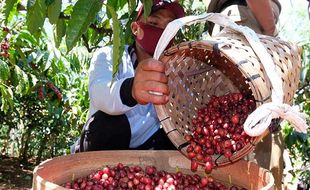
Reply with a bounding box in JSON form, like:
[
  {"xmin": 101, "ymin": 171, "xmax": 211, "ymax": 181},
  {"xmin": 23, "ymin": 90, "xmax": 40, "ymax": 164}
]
[
  {"xmin": 62, "ymin": 163, "xmax": 247, "ymax": 190},
  {"xmin": 185, "ymin": 93, "xmax": 256, "ymax": 173}
]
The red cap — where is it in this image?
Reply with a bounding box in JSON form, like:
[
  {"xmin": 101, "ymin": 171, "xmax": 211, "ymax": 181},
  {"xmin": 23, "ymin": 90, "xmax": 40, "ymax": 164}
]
[{"xmin": 137, "ymin": 0, "xmax": 185, "ymax": 20}]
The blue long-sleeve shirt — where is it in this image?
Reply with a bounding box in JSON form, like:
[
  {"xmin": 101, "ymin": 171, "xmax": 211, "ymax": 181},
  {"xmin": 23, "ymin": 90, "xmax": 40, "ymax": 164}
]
[{"xmin": 88, "ymin": 45, "xmax": 160, "ymax": 148}]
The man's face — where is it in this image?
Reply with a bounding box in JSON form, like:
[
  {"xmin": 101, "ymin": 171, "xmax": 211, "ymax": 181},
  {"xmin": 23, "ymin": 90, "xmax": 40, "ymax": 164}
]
[{"xmin": 131, "ymin": 7, "xmax": 178, "ymax": 56}]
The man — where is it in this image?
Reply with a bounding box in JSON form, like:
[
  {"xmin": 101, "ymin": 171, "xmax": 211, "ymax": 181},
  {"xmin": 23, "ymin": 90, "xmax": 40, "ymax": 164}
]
[
  {"xmin": 207, "ymin": 1, "xmax": 283, "ymax": 189},
  {"xmin": 72, "ymin": 0, "xmax": 185, "ymax": 152},
  {"xmin": 207, "ymin": 0, "xmax": 281, "ymax": 36}
]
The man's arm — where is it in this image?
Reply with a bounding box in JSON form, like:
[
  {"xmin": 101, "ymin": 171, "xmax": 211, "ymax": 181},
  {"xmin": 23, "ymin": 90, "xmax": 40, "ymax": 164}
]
[
  {"xmin": 246, "ymin": 0, "xmax": 278, "ymax": 36},
  {"xmin": 88, "ymin": 47, "xmax": 135, "ymax": 115}
]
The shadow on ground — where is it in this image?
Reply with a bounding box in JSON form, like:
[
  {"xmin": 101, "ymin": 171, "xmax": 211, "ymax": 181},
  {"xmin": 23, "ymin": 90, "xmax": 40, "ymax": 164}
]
[{"xmin": 0, "ymin": 155, "xmax": 33, "ymax": 190}]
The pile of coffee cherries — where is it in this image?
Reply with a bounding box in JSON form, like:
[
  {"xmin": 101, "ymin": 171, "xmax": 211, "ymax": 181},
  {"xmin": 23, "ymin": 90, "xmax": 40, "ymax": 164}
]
[
  {"xmin": 185, "ymin": 93, "xmax": 256, "ymax": 174},
  {"xmin": 62, "ymin": 163, "xmax": 246, "ymax": 190},
  {"xmin": 0, "ymin": 38, "xmax": 9, "ymax": 58},
  {"xmin": 36, "ymin": 81, "xmax": 63, "ymax": 101}
]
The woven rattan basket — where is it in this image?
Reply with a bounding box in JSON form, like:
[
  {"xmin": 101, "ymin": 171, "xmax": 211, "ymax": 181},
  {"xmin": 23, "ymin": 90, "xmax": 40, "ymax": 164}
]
[{"xmin": 154, "ymin": 13, "xmax": 301, "ymax": 167}]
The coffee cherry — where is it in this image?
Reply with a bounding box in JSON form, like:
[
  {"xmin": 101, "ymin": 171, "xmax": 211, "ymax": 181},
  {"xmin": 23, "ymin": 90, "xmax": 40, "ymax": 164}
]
[
  {"xmin": 37, "ymin": 85, "xmax": 45, "ymax": 100},
  {"xmin": 191, "ymin": 160, "xmax": 199, "ymax": 172},
  {"xmin": 231, "ymin": 114, "xmax": 240, "ymax": 124},
  {"xmin": 204, "ymin": 161, "xmax": 213, "ymax": 174},
  {"xmin": 46, "ymin": 82, "xmax": 62, "ymax": 101}
]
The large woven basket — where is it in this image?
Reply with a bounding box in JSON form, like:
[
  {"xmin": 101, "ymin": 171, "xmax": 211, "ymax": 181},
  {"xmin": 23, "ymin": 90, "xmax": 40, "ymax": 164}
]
[
  {"xmin": 33, "ymin": 150, "xmax": 274, "ymax": 190},
  {"xmin": 154, "ymin": 13, "xmax": 301, "ymax": 167}
]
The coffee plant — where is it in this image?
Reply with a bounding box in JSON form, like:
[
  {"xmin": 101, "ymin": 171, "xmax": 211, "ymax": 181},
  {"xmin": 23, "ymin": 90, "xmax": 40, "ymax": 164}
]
[
  {"xmin": 0, "ymin": 10, "xmax": 91, "ymax": 163},
  {"xmin": 278, "ymin": 4, "xmax": 310, "ymax": 188},
  {"xmin": 281, "ymin": 42, "xmax": 310, "ymax": 189}
]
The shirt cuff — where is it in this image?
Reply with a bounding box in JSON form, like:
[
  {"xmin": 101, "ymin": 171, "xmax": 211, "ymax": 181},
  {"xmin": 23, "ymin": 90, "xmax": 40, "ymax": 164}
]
[{"xmin": 120, "ymin": 77, "xmax": 137, "ymax": 107}]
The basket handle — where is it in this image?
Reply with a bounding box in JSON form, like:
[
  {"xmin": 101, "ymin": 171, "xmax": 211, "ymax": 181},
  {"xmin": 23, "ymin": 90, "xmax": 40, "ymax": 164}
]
[{"xmin": 154, "ymin": 13, "xmax": 308, "ymax": 136}]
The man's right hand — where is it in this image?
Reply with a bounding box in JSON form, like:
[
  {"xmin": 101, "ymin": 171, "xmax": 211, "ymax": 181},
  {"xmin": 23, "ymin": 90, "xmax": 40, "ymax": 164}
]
[{"xmin": 132, "ymin": 58, "xmax": 170, "ymax": 105}]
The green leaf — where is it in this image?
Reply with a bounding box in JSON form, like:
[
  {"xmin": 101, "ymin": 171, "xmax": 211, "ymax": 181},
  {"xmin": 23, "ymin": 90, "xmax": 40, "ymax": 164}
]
[
  {"xmin": 29, "ymin": 73, "xmax": 38, "ymax": 87},
  {"xmin": 3, "ymin": 0, "xmax": 19, "ymax": 24},
  {"xmin": 16, "ymin": 30, "xmax": 38, "ymax": 45},
  {"xmin": 297, "ymin": 132, "xmax": 309, "ymax": 142},
  {"xmin": 36, "ymin": 51, "xmax": 49, "ymax": 71},
  {"xmin": 44, "ymin": 56, "xmax": 53, "ymax": 71},
  {"xmin": 58, "ymin": 73, "xmax": 69, "ymax": 89},
  {"xmin": 26, "ymin": 0, "xmax": 36, "ymax": 7},
  {"xmin": 69, "ymin": 54, "xmax": 81, "ymax": 73},
  {"xmin": 107, "ymin": 5, "xmax": 124, "ymax": 80},
  {"xmin": 0, "ymin": 60, "xmax": 10, "ymax": 82},
  {"xmin": 63, "ymin": 4, "xmax": 73, "ymax": 15},
  {"xmin": 128, "ymin": 0, "xmax": 137, "ymax": 15},
  {"xmin": 12, "ymin": 65, "xmax": 29, "ymax": 94},
  {"xmin": 26, "ymin": 0, "xmax": 47, "ymax": 35},
  {"xmin": 287, "ymin": 131, "xmax": 298, "ymax": 149},
  {"xmin": 47, "ymin": 0, "xmax": 62, "ymax": 24},
  {"xmin": 105, "ymin": 0, "xmax": 127, "ymax": 18},
  {"xmin": 141, "ymin": 0, "xmax": 153, "ymax": 21},
  {"xmin": 0, "ymin": 84, "xmax": 14, "ymax": 112},
  {"xmin": 65, "ymin": 0, "xmax": 103, "ymax": 52},
  {"xmin": 54, "ymin": 18, "xmax": 66, "ymax": 48},
  {"xmin": 124, "ymin": 16, "xmax": 135, "ymax": 45},
  {"xmin": 45, "ymin": 0, "xmax": 54, "ymax": 6},
  {"xmin": 15, "ymin": 46, "xmax": 27, "ymax": 62},
  {"xmin": 106, "ymin": 0, "xmax": 127, "ymax": 10}
]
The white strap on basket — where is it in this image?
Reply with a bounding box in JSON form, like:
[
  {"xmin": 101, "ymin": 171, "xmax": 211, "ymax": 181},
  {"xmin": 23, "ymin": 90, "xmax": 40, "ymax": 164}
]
[
  {"xmin": 243, "ymin": 103, "xmax": 308, "ymax": 136},
  {"xmin": 154, "ymin": 13, "xmax": 308, "ymax": 136}
]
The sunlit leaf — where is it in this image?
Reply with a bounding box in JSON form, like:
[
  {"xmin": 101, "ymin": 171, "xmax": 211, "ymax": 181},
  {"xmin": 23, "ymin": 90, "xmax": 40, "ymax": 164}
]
[
  {"xmin": 128, "ymin": 0, "xmax": 137, "ymax": 15},
  {"xmin": 0, "ymin": 84, "xmax": 14, "ymax": 112},
  {"xmin": 107, "ymin": 5, "xmax": 124, "ymax": 80},
  {"xmin": 58, "ymin": 73, "xmax": 69, "ymax": 89},
  {"xmin": 124, "ymin": 15, "xmax": 135, "ymax": 45},
  {"xmin": 12, "ymin": 65, "xmax": 29, "ymax": 94},
  {"xmin": 69, "ymin": 54, "xmax": 81, "ymax": 73},
  {"xmin": 141, "ymin": 0, "xmax": 153, "ymax": 21},
  {"xmin": 106, "ymin": 0, "xmax": 127, "ymax": 15},
  {"xmin": 3, "ymin": 0, "xmax": 19, "ymax": 24},
  {"xmin": 48, "ymin": 0, "xmax": 62, "ymax": 24},
  {"xmin": 65, "ymin": 0, "xmax": 103, "ymax": 51},
  {"xmin": 63, "ymin": 4, "xmax": 73, "ymax": 15},
  {"xmin": 16, "ymin": 30, "xmax": 38, "ymax": 46},
  {"xmin": 54, "ymin": 18, "xmax": 66, "ymax": 48},
  {"xmin": 29, "ymin": 73, "xmax": 38, "ymax": 87},
  {"xmin": 0, "ymin": 59, "xmax": 10, "ymax": 82},
  {"xmin": 26, "ymin": 0, "xmax": 47, "ymax": 35}
]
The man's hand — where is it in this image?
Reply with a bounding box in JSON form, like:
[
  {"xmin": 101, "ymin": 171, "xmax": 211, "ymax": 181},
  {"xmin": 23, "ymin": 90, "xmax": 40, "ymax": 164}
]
[{"xmin": 132, "ymin": 58, "xmax": 169, "ymax": 105}]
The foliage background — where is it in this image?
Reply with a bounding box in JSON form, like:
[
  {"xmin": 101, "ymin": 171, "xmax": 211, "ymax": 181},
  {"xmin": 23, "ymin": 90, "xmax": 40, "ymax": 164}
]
[{"xmin": 0, "ymin": 0, "xmax": 309, "ymax": 188}]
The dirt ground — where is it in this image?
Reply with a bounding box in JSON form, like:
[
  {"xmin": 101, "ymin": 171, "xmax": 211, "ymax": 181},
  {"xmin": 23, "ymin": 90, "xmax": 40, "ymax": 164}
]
[{"xmin": 0, "ymin": 155, "xmax": 33, "ymax": 190}]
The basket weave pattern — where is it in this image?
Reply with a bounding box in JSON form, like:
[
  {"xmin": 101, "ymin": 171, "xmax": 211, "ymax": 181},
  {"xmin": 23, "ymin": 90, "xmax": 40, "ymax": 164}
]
[{"xmin": 156, "ymin": 32, "xmax": 301, "ymax": 166}]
